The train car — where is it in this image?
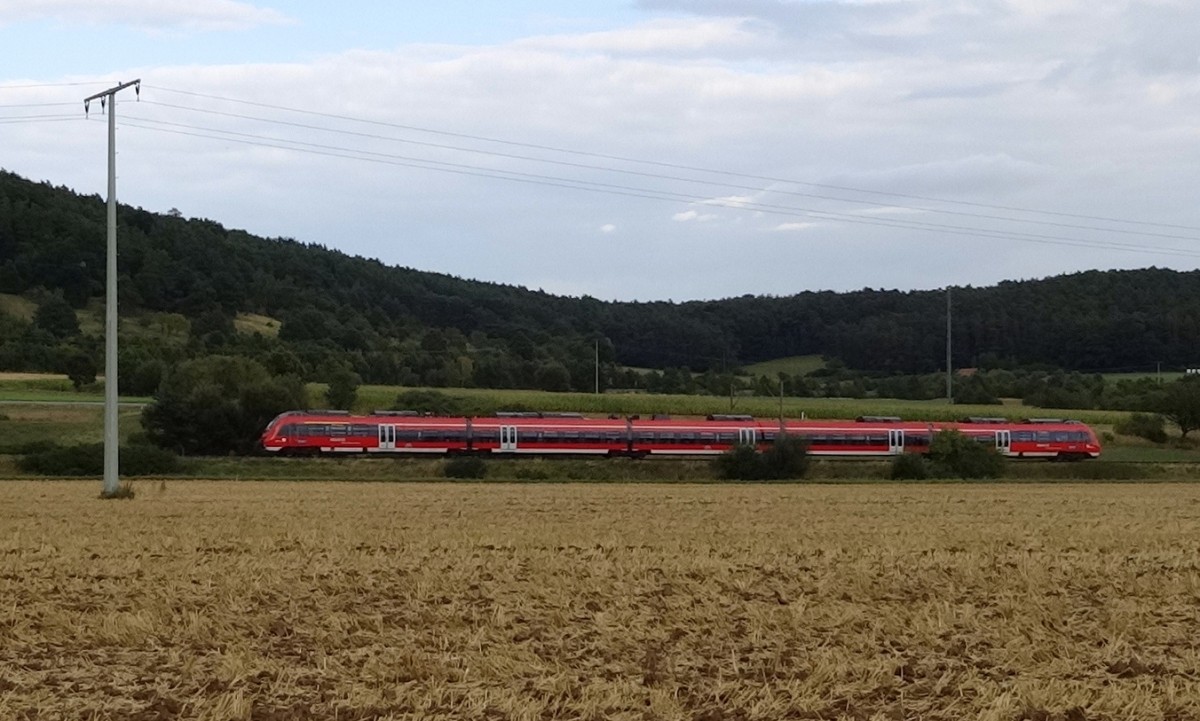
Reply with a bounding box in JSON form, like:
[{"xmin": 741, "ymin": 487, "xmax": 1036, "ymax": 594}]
[
  {"xmin": 769, "ymin": 417, "xmax": 1099, "ymax": 460},
  {"xmin": 259, "ymin": 411, "xmax": 1101, "ymax": 460},
  {"xmin": 625, "ymin": 414, "xmax": 759, "ymax": 456},
  {"xmin": 469, "ymin": 413, "xmax": 629, "ymax": 455}
]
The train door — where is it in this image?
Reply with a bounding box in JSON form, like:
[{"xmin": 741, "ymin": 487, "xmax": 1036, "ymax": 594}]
[
  {"xmin": 995, "ymin": 430, "xmax": 1011, "ymax": 456},
  {"xmin": 888, "ymin": 429, "xmax": 904, "ymax": 455},
  {"xmin": 378, "ymin": 424, "xmax": 396, "ymax": 450},
  {"xmin": 500, "ymin": 425, "xmax": 518, "ymax": 452},
  {"xmin": 738, "ymin": 428, "xmax": 757, "ymax": 446}
]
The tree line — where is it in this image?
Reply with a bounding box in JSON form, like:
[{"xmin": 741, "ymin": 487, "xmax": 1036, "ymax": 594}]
[{"xmin": 4, "ymin": 168, "xmax": 1200, "ymax": 386}]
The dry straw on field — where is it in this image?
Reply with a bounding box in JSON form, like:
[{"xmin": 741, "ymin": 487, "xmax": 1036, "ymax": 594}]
[{"xmin": 2, "ymin": 481, "xmax": 1199, "ymax": 720}]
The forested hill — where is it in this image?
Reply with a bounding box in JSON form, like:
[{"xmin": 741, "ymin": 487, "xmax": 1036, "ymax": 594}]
[{"xmin": 2, "ymin": 169, "xmax": 1198, "ymax": 387}]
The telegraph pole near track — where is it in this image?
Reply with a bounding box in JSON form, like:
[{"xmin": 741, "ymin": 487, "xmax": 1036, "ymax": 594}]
[
  {"xmin": 945, "ymin": 287, "xmax": 953, "ymax": 404},
  {"xmin": 85, "ymin": 79, "xmax": 140, "ymax": 498}
]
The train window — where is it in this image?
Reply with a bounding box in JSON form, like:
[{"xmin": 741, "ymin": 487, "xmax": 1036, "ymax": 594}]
[
  {"xmin": 699, "ymin": 433, "xmax": 715, "ymax": 443},
  {"xmin": 329, "ymin": 424, "xmax": 348, "ymax": 436},
  {"xmin": 397, "ymin": 429, "xmax": 420, "ymax": 441},
  {"xmin": 973, "ymin": 434, "xmax": 993, "ymax": 444},
  {"xmin": 542, "ymin": 431, "xmax": 559, "ymax": 441},
  {"xmin": 1053, "ymin": 432, "xmax": 1069, "ymax": 442},
  {"xmin": 582, "ymin": 432, "xmax": 601, "ymax": 443},
  {"xmin": 1036, "ymin": 432, "xmax": 1051, "ymax": 443},
  {"xmin": 1070, "ymin": 432, "xmax": 1088, "ymax": 442},
  {"xmin": 284, "ymin": 424, "xmax": 302, "ymax": 437},
  {"xmin": 716, "ymin": 432, "xmax": 735, "ymax": 443},
  {"xmin": 849, "ymin": 435, "xmax": 867, "ymax": 445},
  {"xmin": 659, "ymin": 432, "xmax": 676, "ymax": 443},
  {"xmin": 866, "ymin": 435, "xmax": 887, "ymax": 445},
  {"xmin": 636, "ymin": 432, "xmax": 656, "ymax": 442},
  {"xmin": 474, "ymin": 429, "xmax": 497, "ymax": 441},
  {"xmin": 904, "ymin": 434, "xmax": 930, "ymax": 446},
  {"xmin": 351, "ymin": 424, "xmax": 373, "ymax": 437},
  {"xmin": 306, "ymin": 424, "xmax": 328, "ymax": 436},
  {"xmin": 561, "ymin": 432, "xmax": 581, "ymax": 443},
  {"xmin": 1014, "ymin": 431, "xmax": 1034, "ymax": 442},
  {"xmin": 604, "ymin": 432, "xmax": 622, "ymax": 442},
  {"xmin": 761, "ymin": 431, "xmax": 777, "ymax": 442}
]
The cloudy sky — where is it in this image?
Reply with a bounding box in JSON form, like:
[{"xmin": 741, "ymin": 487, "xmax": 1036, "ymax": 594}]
[{"xmin": 2, "ymin": 0, "xmax": 1199, "ymax": 301}]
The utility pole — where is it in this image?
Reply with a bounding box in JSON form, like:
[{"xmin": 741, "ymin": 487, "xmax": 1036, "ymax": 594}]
[
  {"xmin": 594, "ymin": 339, "xmax": 599, "ymax": 394},
  {"xmin": 779, "ymin": 378, "xmax": 784, "ymax": 428},
  {"xmin": 945, "ymin": 287, "xmax": 953, "ymax": 403},
  {"xmin": 85, "ymin": 79, "xmax": 140, "ymax": 498}
]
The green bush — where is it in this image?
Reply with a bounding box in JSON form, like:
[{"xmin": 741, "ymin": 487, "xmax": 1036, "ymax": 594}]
[
  {"xmin": 121, "ymin": 444, "xmax": 182, "ymax": 475},
  {"xmin": 392, "ymin": 389, "xmax": 464, "ymax": 416},
  {"xmin": 325, "ymin": 366, "xmax": 361, "ymax": 410},
  {"xmin": 17, "ymin": 443, "xmax": 101, "ymax": 475},
  {"xmin": 890, "ymin": 453, "xmax": 929, "ymax": 480},
  {"xmin": 715, "ymin": 436, "xmax": 810, "ymax": 481},
  {"xmin": 512, "ymin": 465, "xmax": 550, "ymax": 481},
  {"xmin": 928, "ymin": 430, "xmax": 1005, "ymax": 479},
  {"xmin": 763, "ymin": 435, "xmax": 811, "ymax": 478},
  {"xmin": 0, "ymin": 440, "xmax": 58, "ymax": 456},
  {"xmin": 142, "ymin": 356, "xmax": 308, "ymax": 456},
  {"xmin": 443, "ymin": 455, "xmax": 488, "ymax": 479},
  {"xmin": 714, "ymin": 444, "xmax": 768, "ymax": 480},
  {"xmin": 17, "ymin": 443, "xmax": 180, "ymax": 476},
  {"xmin": 1114, "ymin": 413, "xmax": 1168, "ymax": 444}
]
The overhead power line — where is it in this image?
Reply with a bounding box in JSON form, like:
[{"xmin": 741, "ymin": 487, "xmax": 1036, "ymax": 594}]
[
  {"xmin": 133, "ymin": 99, "xmax": 1200, "ymax": 243},
  {"xmin": 143, "ymin": 83, "xmax": 1200, "ymax": 233},
  {"xmin": 0, "ymin": 102, "xmax": 78, "ymax": 109},
  {"xmin": 115, "ymin": 116, "xmax": 1200, "ymax": 260},
  {"xmin": 0, "ymin": 114, "xmax": 80, "ymax": 124},
  {"xmin": 0, "ymin": 81, "xmax": 116, "ymax": 89}
]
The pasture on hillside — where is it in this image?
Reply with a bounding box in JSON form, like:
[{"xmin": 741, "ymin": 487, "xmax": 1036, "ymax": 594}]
[{"xmin": 3, "ymin": 481, "xmax": 1199, "ymax": 720}]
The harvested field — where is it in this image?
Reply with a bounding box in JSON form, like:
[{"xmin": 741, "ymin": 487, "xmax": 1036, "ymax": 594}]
[{"xmin": 2, "ymin": 481, "xmax": 1199, "ymax": 720}]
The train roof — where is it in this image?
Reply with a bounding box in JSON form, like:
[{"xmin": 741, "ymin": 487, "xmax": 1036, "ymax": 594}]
[{"xmin": 265, "ymin": 410, "xmax": 1093, "ymax": 430}]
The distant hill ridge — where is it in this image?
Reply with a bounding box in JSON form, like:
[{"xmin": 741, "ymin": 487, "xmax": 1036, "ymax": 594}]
[{"xmin": 1, "ymin": 169, "xmax": 1197, "ymax": 378}]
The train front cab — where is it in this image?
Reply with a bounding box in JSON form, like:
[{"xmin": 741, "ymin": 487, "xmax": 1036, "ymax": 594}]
[{"xmin": 1008, "ymin": 421, "xmax": 1101, "ymax": 460}]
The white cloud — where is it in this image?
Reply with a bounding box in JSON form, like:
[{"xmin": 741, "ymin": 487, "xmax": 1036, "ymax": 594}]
[
  {"xmin": 0, "ymin": 0, "xmax": 291, "ymax": 31},
  {"xmin": 853, "ymin": 206, "xmax": 926, "ymax": 217},
  {"xmin": 520, "ymin": 17, "xmax": 765, "ymax": 54},
  {"xmin": 599, "ymin": 223, "xmax": 616, "ymax": 233},
  {"xmin": 700, "ymin": 195, "xmax": 756, "ymax": 209},
  {"xmin": 773, "ymin": 222, "xmax": 818, "ymax": 232},
  {"xmin": 672, "ymin": 210, "xmax": 718, "ymax": 222}
]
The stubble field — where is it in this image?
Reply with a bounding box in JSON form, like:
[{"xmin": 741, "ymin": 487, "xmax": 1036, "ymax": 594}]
[{"xmin": 3, "ymin": 481, "xmax": 1200, "ymax": 720}]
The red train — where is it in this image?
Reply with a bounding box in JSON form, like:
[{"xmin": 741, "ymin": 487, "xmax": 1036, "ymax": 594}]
[{"xmin": 259, "ymin": 411, "xmax": 1101, "ymax": 461}]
